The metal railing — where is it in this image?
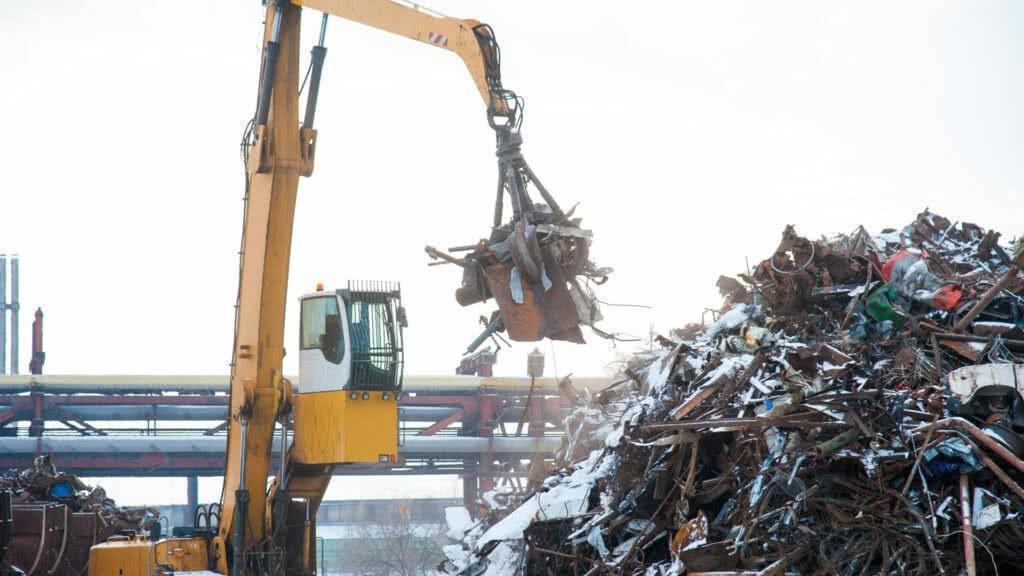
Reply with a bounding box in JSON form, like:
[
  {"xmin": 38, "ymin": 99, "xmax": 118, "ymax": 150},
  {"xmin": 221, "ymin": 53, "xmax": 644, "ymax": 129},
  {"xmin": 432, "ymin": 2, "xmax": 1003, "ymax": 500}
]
[{"xmin": 346, "ymin": 281, "xmax": 404, "ymax": 392}]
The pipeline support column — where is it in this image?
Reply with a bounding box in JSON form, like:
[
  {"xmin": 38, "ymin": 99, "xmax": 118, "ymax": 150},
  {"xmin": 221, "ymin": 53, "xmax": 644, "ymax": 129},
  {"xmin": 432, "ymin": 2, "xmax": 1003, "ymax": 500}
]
[
  {"xmin": 0, "ymin": 255, "xmax": 6, "ymax": 374},
  {"xmin": 478, "ymin": 387, "xmax": 496, "ymax": 496},
  {"xmin": 460, "ymin": 395, "xmax": 481, "ymax": 514},
  {"xmin": 10, "ymin": 257, "xmax": 18, "ymax": 375},
  {"xmin": 187, "ymin": 475, "xmax": 199, "ymax": 526}
]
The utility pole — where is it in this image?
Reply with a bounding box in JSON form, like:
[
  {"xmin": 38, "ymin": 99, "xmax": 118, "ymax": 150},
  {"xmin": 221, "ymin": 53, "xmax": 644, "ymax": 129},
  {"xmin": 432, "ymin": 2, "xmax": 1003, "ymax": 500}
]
[
  {"xmin": 0, "ymin": 255, "xmax": 19, "ymax": 375},
  {"xmin": 0, "ymin": 254, "xmax": 6, "ymax": 374},
  {"xmin": 10, "ymin": 256, "xmax": 18, "ymax": 375}
]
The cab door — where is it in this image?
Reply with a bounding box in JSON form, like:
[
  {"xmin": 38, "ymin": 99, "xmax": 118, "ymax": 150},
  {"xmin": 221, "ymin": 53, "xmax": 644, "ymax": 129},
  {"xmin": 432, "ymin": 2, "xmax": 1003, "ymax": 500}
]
[{"xmin": 297, "ymin": 291, "xmax": 351, "ymax": 394}]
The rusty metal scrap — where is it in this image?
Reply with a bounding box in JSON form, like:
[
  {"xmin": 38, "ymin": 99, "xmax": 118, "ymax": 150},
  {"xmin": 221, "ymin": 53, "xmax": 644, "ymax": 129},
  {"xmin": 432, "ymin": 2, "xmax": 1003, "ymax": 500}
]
[
  {"xmin": 0, "ymin": 455, "xmax": 155, "ymax": 533},
  {"xmin": 0, "ymin": 455, "xmax": 155, "ymax": 575},
  {"xmin": 440, "ymin": 210, "xmax": 1024, "ymax": 576}
]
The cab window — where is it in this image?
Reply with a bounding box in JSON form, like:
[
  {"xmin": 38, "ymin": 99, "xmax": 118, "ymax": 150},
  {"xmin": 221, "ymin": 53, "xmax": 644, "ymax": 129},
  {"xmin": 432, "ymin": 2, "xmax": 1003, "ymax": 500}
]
[
  {"xmin": 301, "ymin": 296, "xmax": 344, "ymax": 365},
  {"xmin": 346, "ymin": 295, "xmax": 400, "ymax": 390}
]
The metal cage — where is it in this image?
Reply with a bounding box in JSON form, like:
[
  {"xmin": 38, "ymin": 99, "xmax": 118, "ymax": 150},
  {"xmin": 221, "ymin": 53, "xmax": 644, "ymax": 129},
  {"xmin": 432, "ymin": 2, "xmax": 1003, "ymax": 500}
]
[{"xmin": 343, "ymin": 280, "xmax": 404, "ymax": 392}]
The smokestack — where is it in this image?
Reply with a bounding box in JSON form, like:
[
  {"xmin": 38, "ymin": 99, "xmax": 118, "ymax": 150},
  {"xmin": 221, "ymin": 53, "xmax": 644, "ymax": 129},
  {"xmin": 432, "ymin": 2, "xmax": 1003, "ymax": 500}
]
[
  {"xmin": 0, "ymin": 254, "xmax": 5, "ymax": 375},
  {"xmin": 29, "ymin": 308, "xmax": 44, "ymax": 375},
  {"xmin": 9, "ymin": 256, "xmax": 18, "ymax": 375}
]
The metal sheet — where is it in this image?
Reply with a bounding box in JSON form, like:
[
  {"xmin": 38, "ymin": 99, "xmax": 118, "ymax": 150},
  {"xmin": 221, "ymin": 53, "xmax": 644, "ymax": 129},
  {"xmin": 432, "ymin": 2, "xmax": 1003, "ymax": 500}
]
[
  {"xmin": 483, "ymin": 255, "xmax": 584, "ymax": 343},
  {"xmin": 948, "ymin": 363, "xmax": 1024, "ymax": 405}
]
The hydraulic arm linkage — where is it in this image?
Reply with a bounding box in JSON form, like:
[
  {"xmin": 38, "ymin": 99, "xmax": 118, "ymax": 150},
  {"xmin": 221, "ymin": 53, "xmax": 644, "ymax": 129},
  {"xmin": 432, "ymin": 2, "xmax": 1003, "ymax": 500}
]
[
  {"xmin": 217, "ymin": 2, "xmax": 608, "ymax": 576},
  {"xmin": 301, "ymin": 3, "xmax": 610, "ymax": 350}
]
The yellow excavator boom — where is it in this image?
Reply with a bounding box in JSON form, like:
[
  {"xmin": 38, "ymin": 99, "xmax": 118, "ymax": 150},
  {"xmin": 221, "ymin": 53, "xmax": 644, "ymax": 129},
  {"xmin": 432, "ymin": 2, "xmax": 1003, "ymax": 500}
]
[
  {"xmin": 299, "ymin": 0, "xmax": 504, "ymax": 113},
  {"xmin": 213, "ymin": 2, "xmax": 302, "ymax": 571},
  {"xmin": 218, "ymin": 1, "xmax": 517, "ymax": 573},
  {"xmin": 90, "ymin": 1, "xmax": 600, "ymax": 574}
]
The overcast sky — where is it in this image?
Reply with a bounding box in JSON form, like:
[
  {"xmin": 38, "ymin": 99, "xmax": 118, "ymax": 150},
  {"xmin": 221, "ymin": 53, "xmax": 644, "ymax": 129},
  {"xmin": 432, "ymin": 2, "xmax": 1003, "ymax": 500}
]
[{"xmin": 2, "ymin": 1, "xmax": 1022, "ymax": 504}]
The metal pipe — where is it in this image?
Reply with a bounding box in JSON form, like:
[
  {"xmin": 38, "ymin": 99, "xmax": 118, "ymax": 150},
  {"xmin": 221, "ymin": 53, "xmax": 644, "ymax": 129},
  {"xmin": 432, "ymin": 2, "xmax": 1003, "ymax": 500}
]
[
  {"xmin": 968, "ymin": 441, "xmax": 1024, "ymax": 501},
  {"xmin": 502, "ymin": 165, "xmax": 522, "ymax": 220},
  {"xmin": 925, "ymin": 330, "xmax": 1024, "ymax": 352},
  {"xmin": 60, "ymin": 405, "xmax": 443, "ymax": 425},
  {"xmin": 465, "ymin": 316, "xmax": 503, "ymax": 355},
  {"xmin": 10, "ymin": 256, "xmax": 17, "ymax": 375},
  {"xmin": 492, "ymin": 172, "xmax": 504, "ymax": 228},
  {"xmin": 0, "ymin": 255, "xmax": 6, "ymax": 375},
  {"xmin": 60, "ymin": 405, "xmax": 228, "ymax": 421},
  {"xmin": 522, "ymin": 163, "xmax": 566, "ymax": 220},
  {"xmin": 402, "ymin": 406, "xmax": 461, "ymax": 420},
  {"xmin": 302, "ymin": 499, "xmax": 312, "ymax": 574},
  {"xmin": 0, "ymin": 374, "xmax": 613, "ymax": 395},
  {"xmin": 0, "ymin": 434, "xmax": 561, "ymax": 455},
  {"xmin": 279, "ymin": 416, "xmax": 288, "ymax": 490},
  {"xmin": 813, "ymin": 429, "xmax": 860, "ymax": 458},
  {"xmin": 301, "ymin": 14, "xmax": 328, "ymax": 131},
  {"xmin": 644, "ymin": 416, "xmax": 851, "ymax": 433},
  {"xmin": 916, "ymin": 418, "xmax": 1024, "ymax": 475},
  {"xmin": 953, "ymin": 265, "xmax": 1019, "ymax": 333},
  {"xmin": 959, "ymin": 473, "xmax": 977, "ymax": 576},
  {"xmin": 254, "ymin": 3, "xmax": 284, "ymax": 128},
  {"xmin": 187, "ymin": 475, "xmax": 199, "ymax": 525},
  {"xmin": 238, "ymin": 420, "xmax": 248, "ymax": 489},
  {"xmin": 515, "ymin": 376, "xmax": 535, "ymax": 436},
  {"xmin": 232, "ymin": 419, "xmax": 249, "ymax": 576},
  {"xmin": 0, "ymin": 492, "xmax": 9, "ymax": 562}
]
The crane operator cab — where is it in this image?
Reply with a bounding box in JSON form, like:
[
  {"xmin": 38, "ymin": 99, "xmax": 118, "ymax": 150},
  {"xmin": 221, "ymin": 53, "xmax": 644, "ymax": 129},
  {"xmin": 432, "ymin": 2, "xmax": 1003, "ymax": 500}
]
[{"xmin": 292, "ymin": 281, "xmax": 406, "ymax": 465}]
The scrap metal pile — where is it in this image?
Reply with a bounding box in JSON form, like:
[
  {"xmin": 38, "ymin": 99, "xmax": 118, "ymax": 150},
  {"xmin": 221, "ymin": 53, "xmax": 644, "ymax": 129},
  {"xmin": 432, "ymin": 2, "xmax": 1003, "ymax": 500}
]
[
  {"xmin": 442, "ymin": 210, "xmax": 1024, "ymax": 575},
  {"xmin": 1, "ymin": 455, "xmax": 155, "ymax": 534}
]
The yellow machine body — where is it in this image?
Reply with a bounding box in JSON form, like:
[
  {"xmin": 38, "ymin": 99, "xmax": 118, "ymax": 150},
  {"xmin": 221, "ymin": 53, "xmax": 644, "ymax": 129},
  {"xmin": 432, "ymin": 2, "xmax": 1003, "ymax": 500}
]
[
  {"xmin": 89, "ymin": 537, "xmax": 208, "ymax": 575},
  {"xmin": 153, "ymin": 538, "xmax": 211, "ymax": 572},
  {"xmin": 292, "ymin": 390, "xmax": 399, "ymax": 464}
]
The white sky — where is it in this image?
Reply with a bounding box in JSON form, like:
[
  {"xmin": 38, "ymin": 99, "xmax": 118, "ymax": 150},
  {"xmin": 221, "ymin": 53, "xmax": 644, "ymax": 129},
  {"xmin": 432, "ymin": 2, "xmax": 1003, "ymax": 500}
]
[{"xmin": 2, "ymin": 1, "xmax": 1023, "ymax": 504}]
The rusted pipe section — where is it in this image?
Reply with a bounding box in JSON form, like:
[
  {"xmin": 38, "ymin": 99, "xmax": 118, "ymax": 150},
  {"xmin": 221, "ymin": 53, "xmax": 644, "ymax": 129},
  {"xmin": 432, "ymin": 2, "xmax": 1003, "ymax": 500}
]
[
  {"xmin": 953, "ymin": 265, "xmax": 1019, "ymax": 333},
  {"xmin": 941, "ymin": 333, "xmax": 1024, "ymax": 351},
  {"xmin": 930, "ymin": 333, "xmax": 943, "ymax": 388},
  {"xmin": 969, "ymin": 442, "xmax": 1024, "ymax": 501},
  {"xmin": 930, "ymin": 426, "xmax": 1024, "ymax": 502},
  {"xmin": 682, "ymin": 434, "xmax": 700, "ymax": 498},
  {"xmin": 813, "ymin": 428, "xmax": 860, "ymax": 458},
  {"xmin": 424, "ymin": 246, "xmax": 466, "ymax": 268},
  {"xmin": 901, "ymin": 427, "xmax": 936, "ymax": 496},
  {"xmin": 959, "ymin": 474, "xmax": 977, "ymax": 576},
  {"xmin": 916, "ymin": 418, "xmax": 1024, "ymax": 475},
  {"xmin": 645, "ymin": 416, "xmax": 849, "ymax": 433}
]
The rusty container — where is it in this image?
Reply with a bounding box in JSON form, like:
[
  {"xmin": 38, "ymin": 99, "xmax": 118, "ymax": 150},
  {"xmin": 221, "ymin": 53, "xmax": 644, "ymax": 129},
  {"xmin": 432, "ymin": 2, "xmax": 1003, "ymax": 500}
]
[
  {"xmin": 8, "ymin": 503, "xmax": 68, "ymax": 575},
  {"xmin": 65, "ymin": 512, "xmax": 102, "ymax": 573},
  {"xmin": 6, "ymin": 504, "xmax": 105, "ymax": 576}
]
